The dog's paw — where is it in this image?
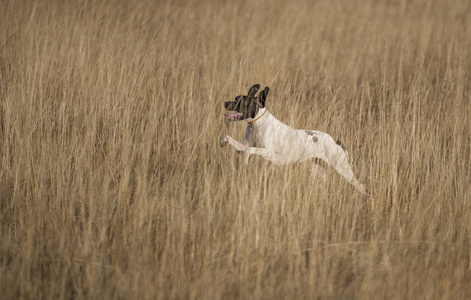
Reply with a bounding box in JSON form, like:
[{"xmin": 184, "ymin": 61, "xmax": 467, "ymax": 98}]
[{"xmin": 219, "ymin": 136, "xmax": 229, "ymax": 147}]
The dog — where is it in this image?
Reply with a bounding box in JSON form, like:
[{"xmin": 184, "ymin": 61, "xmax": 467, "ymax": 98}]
[{"xmin": 220, "ymin": 84, "xmax": 367, "ymax": 195}]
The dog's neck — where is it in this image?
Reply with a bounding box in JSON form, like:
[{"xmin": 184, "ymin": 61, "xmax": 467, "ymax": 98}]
[{"xmin": 247, "ymin": 108, "xmax": 267, "ymax": 125}]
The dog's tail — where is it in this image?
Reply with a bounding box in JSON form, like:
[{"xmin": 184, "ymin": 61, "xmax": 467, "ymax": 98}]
[{"xmin": 336, "ymin": 140, "xmax": 349, "ymax": 158}]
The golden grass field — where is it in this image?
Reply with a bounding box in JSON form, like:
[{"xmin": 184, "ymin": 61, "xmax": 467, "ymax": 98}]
[{"xmin": 1, "ymin": 0, "xmax": 470, "ymax": 298}]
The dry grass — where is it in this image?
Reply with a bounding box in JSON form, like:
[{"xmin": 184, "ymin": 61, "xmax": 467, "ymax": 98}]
[{"xmin": 1, "ymin": 0, "xmax": 470, "ymax": 298}]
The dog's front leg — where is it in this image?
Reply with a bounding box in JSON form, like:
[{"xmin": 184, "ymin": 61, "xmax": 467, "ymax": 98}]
[
  {"xmin": 220, "ymin": 135, "xmax": 248, "ymax": 152},
  {"xmin": 220, "ymin": 136, "xmax": 277, "ymax": 164},
  {"xmin": 243, "ymin": 147, "xmax": 277, "ymax": 165}
]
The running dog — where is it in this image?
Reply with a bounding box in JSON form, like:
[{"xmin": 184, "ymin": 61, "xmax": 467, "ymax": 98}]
[{"xmin": 220, "ymin": 84, "xmax": 367, "ymax": 195}]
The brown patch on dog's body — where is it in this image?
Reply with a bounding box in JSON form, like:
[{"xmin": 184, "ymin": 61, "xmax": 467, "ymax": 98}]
[
  {"xmin": 312, "ymin": 158, "xmax": 328, "ymax": 169},
  {"xmin": 305, "ymin": 130, "xmax": 318, "ymax": 142}
]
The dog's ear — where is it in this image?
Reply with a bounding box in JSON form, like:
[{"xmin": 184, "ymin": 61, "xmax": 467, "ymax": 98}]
[
  {"xmin": 247, "ymin": 84, "xmax": 260, "ymax": 97},
  {"xmin": 258, "ymin": 86, "xmax": 269, "ymax": 107}
]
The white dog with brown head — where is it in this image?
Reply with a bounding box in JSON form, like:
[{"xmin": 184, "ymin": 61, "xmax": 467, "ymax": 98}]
[{"xmin": 220, "ymin": 84, "xmax": 367, "ymax": 195}]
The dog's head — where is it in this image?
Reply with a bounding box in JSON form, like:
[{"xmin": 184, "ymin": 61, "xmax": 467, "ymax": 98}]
[{"xmin": 224, "ymin": 84, "xmax": 270, "ymax": 121}]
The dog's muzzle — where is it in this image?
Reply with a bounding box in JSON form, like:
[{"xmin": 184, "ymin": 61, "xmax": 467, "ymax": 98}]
[{"xmin": 224, "ymin": 112, "xmax": 243, "ymax": 121}]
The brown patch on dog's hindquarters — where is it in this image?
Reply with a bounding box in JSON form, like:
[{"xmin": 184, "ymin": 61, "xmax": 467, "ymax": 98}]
[{"xmin": 336, "ymin": 139, "xmax": 346, "ymax": 151}]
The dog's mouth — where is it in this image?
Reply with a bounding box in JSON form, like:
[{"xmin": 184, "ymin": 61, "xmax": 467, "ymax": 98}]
[{"xmin": 224, "ymin": 112, "xmax": 243, "ymax": 121}]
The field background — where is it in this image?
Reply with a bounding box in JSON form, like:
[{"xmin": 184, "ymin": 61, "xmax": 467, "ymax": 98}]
[{"xmin": 1, "ymin": 0, "xmax": 470, "ymax": 299}]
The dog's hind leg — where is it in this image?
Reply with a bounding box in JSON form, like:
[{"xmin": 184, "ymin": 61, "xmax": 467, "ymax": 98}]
[
  {"xmin": 332, "ymin": 155, "xmax": 367, "ymax": 195},
  {"xmin": 318, "ymin": 139, "xmax": 367, "ymax": 196},
  {"xmin": 309, "ymin": 159, "xmax": 328, "ymax": 195}
]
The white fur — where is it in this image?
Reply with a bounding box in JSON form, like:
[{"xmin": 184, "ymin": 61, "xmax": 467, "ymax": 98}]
[{"xmin": 220, "ymin": 107, "xmax": 367, "ymax": 195}]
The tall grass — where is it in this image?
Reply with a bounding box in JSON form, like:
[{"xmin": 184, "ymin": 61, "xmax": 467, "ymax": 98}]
[{"xmin": 1, "ymin": 0, "xmax": 470, "ymax": 298}]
